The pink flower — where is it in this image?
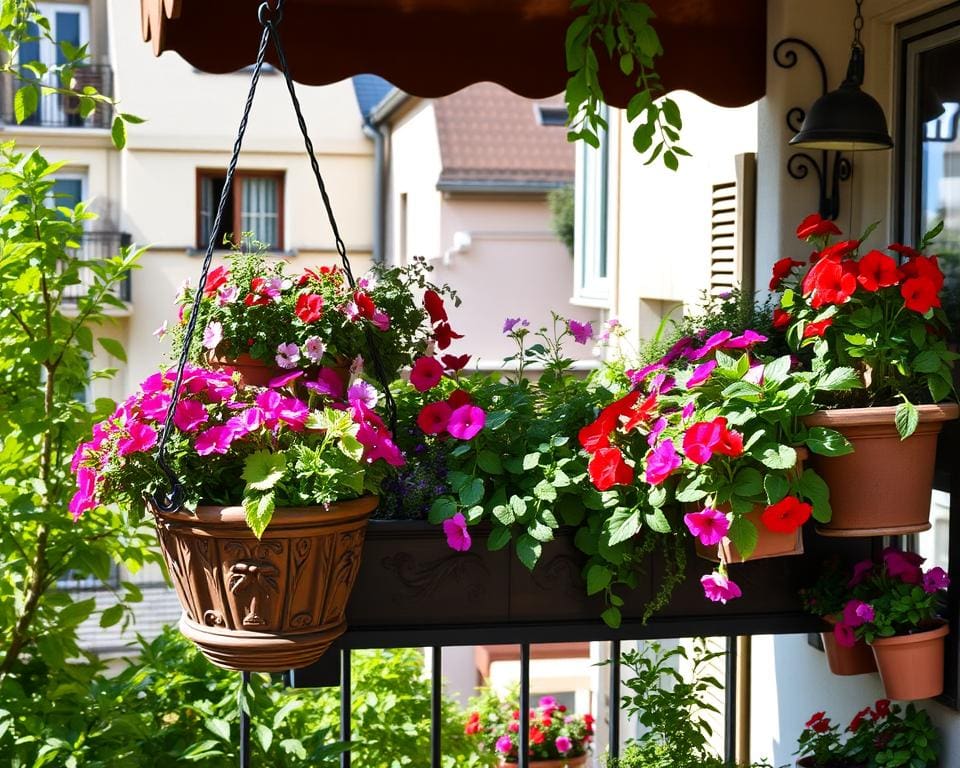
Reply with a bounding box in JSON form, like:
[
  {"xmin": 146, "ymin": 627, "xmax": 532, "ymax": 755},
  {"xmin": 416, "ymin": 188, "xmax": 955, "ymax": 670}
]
[
  {"xmin": 217, "ymin": 284, "xmax": 239, "ymax": 306},
  {"xmin": 202, "ymin": 321, "xmax": 223, "ymax": 351},
  {"xmin": 682, "ymin": 401, "xmax": 695, "ymax": 420},
  {"xmin": 847, "ymin": 559, "xmax": 873, "ymax": 587},
  {"xmin": 834, "ymin": 621, "xmax": 856, "ymax": 649},
  {"xmin": 140, "ymin": 392, "xmax": 172, "ymax": 422},
  {"xmin": 194, "ymin": 426, "xmax": 237, "ymax": 455},
  {"xmin": 371, "ymin": 309, "xmax": 390, "ymax": 331},
  {"xmin": 417, "ymin": 402, "xmax": 452, "ymax": 435},
  {"xmin": 686, "ymin": 330, "xmax": 733, "ymax": 361},
  {"xmin": 268, "ymin": 371, "xmax": 303, "ymax": 389},
  {"xmin": 278, "ymin": 397, "xmax": 310, "ymax": 430},
  {"xmin": 69, "ymin": 467, "xmax": 97, "ymax": 521},
  {"xmin": 348, "ymin": 381, "xmax": 378, "ymax": 410},
  {"xmin": 701, "ymin": 572, "xmax": 742, "ymax": 604},
  {"xmin": 305, "ymin": 367, "xmax": 344, "ymax": 399},
  {"xmin": 568, "ymin": 319, "xmax": 594, "ymax": 344},
  {"xmin": 555, "ymin": 736, "xmax": 572, "ymax": 753},
  {"xmin": 646, "ymin": 416, "xmax": 667, "ymax": 447},
  {"xmin": 686, "ymin": 359, "xmax": 717, "ymax": 389},
  {"xmin": 153, "ymin": 321, "xmax": 168, "ymax": 340},
  {"xmin": 276, "ymin": 342, "xmax": 300, "ymax": 369},
  {"xmin": 644, "ymin": 440, "xmax": 681, "ymax": 485},
  {"xmin": 410, "ymin": 357, "xmax": 444, "ymax": 392},
  {"xmin": 447, "ymin": 405, "xmax": 485, "ymax": 440},
  {"xmin": 303, "ymin": 337, "xmax": 326, "ymax": 363},
  {"xmin": 627, "ymin": 362, "xmax": 664, "ymax": 386},
  {"xmin": 173, "ymin": 399, "xmax": 209, "ymax": 433},
  {"xmin": 356, "ymin": 423, "xmax": 404, "ymax": 466},
  {"xmin": 883, "ymin": 548, "xmax": 925, "ymax": 584},
  {"xmin": 723, "ymin": 330, "xmax": 768, "ymax": 349},
  {"xmin": 495, "ymin": 735, "xmax": 513, "ymax": 754},
  {"xmin": 923, "ymin": 566, "xmax": 950, "ymax": 593},
  {"xmin": 842, "ymin": 599, "xmax": 875, "ymax": 628},
  {"xmin": 443, "ymin": 512, "xmax": 471, "ymax": 551},
  {"xmin": 538, "ymin": 696, "xmax": 557, "ymax": 708},
  {"xmin": 117, "ymin": 422, "xmax": 158, "ymax": 456},
  {"xmin": 684, "ymin": 508, "xmax": 730, "ymax": 547}
]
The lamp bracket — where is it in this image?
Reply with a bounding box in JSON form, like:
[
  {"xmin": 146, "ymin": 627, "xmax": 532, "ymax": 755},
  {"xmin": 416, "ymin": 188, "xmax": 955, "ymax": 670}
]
[{"xmin": 772, "ymin": 37, "xmax": 853, "ymax": 221}]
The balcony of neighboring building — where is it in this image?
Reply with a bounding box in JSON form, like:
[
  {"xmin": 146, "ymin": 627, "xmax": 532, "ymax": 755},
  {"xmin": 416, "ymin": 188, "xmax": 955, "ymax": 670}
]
[
  {"xmin": 0, "ymin": 64, "xmax": 113, "ymax": 131},
  {"xmin": 61, "ymin": 230, "xmax": 133, "ymax": 314}
]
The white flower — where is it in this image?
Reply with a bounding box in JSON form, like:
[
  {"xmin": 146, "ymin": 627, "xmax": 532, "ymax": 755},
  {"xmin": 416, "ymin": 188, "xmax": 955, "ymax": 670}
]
[
  {"xmin": 217, "ymin": 284, "xmax": 239, "ymax": 306},
  {"xmin": 276, "ymin": 342, "xmax": 300, "ymax": 369},
  {"xmin": 202, "ymin": 321, "xmax": 223, "ymax": 351},
  {"xmin": 303, "ymin": 336, "xmax": 326, "ymax": 363},
  {"xmin": 153, "ymin": 321, "xmax": 168, "ymax": 340}
]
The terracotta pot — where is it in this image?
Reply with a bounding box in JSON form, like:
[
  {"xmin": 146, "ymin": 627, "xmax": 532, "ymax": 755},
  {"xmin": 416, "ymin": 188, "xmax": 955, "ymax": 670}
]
[
  {"xmin": 209, "ymin": 353, "xmax": 284, "ymax": 387},
  {"xmin": 499, "ymin": 757, "xmax": 587, "ymax": 768},
  {"xmin": 820, "ymin": 616, "xmax": 877, "ymax": 676},
  {"xmin": 695, "ymin": 448, "xmax": 807, "ymax": 564},
  {"xmin": 150, "ymin": 496, "xmax": 377, "ymax": 672},
  {"xmin": 796, "ymin": 758, "xmax": 865, "ymax": 768},
  {"xmin": 870, "ymin": 623, "xmax": 949, "ymax": 701},
  {"xmin": 804, "ymin": 403, "xmax": 959, "ymax": 537}
]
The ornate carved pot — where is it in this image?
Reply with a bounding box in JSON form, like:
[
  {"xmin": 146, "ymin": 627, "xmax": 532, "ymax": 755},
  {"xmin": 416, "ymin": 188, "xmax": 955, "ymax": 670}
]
[{"xmin": 151, "ymin": 496, "xmax": 377, "ymax": 672}]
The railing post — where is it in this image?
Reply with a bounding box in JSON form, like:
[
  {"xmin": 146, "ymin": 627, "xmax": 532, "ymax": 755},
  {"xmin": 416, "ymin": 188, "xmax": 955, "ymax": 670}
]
[
  {"xmin": 340, "ymin": 649, "xmax": 351, "ymax": 768},
  {"xmin": 724, "ymin": 636, "xmax": 738, "ymax": 766},
  {"xmin": 609, "ymin": 639, "xmax": 620, "ymax": 761},
  {"xmin": 239, "ymin": 671, "xmax": 250, "ymax": 768},
  {"xmin": 519, "ymin": 643, "xmax": 530, "ymax": 768},
  {"xmin": 431, "ymin": 646, "xmax": 442, "ymax": 768}
]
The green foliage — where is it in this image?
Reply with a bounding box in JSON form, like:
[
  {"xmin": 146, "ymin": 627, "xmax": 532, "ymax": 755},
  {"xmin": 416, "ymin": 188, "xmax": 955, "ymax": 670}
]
[
  {"xmin": 564, "ymin": 0, "xmax": 687, "ymax": 168},
  {"xmin": 547, "ymin": 185, "xmax": 575, "ymax": 254}
]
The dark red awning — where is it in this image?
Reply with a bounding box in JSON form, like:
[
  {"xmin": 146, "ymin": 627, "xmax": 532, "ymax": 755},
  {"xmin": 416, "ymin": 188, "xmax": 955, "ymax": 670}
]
[{"xmin": 141, "ymin": 0, "xmax": 766, "ymax": 108}]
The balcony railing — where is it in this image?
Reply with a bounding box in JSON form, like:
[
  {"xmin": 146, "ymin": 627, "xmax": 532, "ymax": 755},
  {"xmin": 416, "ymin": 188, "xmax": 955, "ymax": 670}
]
[
  {"xmin": 62, "ymin": 231, "xmax": 133, "ymax": 303},
  {"xmin": 2, "ymin": 64, "xmax": 113, "ymax": 129}
]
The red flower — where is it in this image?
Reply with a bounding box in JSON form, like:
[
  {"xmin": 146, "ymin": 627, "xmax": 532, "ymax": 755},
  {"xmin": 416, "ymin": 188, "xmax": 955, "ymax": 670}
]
[
  {"xmin": 298, "ymin": 265, "xmax": 338, "ymax": 286},
  {"xmin": 803, "ymin": 256, "xmax": 857, "ymax": 308},
  {"xmin": 901, "ymin": 277, "xmax": 941, "ymax": 314},
  {"xmin": 579, "ymin": 390, "xmax": 642, "ymax": 453},
  {"xmin": 760, "ymin": 496, "xmax": 812, "ymax": 534},
  {"xmin": 796, "ymin": 213, "xmax": 842, "ymax": 240},
  {"xmin": 772, "ymin": 308, "xmax": 792, "ymax": 329},
  {"xmin": 888, "ymin": 242, "xmax": 922, "ymax": 260},
  {"xmin": 873, "ymin": 699, "xmax": 891, "ymax": 719},
  {"xmin": 424, "ymin": 289, "xmax": 448, "ymax": 324},
  {"xmin": 417, "ymin": 401, "xmax": 452, "ymax": 435},
  {"xmin": 682, "ymin": 417, "xmax": 743, "ymax": 465},
  {"xmin": 295, "ymin": 293, "xmax": 324, "ymax": 323},
  {"xmin": 410, "ymin": 357, "xmax": 444, "ymax": 392},
  {"xmin": 820, "ymin": 239, "xmax": 860, "ymax": 260},
  {"xmin": 857, "ymin": 249, "xmax": 902, "ymax": 291},
  {"xmin": 354, "ymin": 291, "xmax": 376, "ymax": 320},
  {"xmin": 441, "ymin": 354, "xmax": 470, "ymax": 372},
  {"xmin": 203, "ymin": 265, "xmax": 229, "ymax": 296},
  {"xmin": 529, "ymin": 726, "xmax": 545, "ymax": 745},
  {"xmin": 432, "ymin": 321, "xmax": 464, "ymax": 350},
  {"xmin": 812, "ymin": 718, "xmax": 832, "ymax": 734},
  {"xmin": 447, "ymin": 389, "xmax": 472, "ymax": 409},
  {"xmin": 587, "ymin": 446, "xmax": 634, "ymax": 491},
  {"xmin": 806, "ymin": 712, "xmax": 826, "ymax": 728},
  {"xmin": 901, "ymin": 254, "xmax": 945, "ymax": 291},
  {"xmin": 803, "ymin": 318, "xmax": 833, "ymax": 338},
  {"xmin": 769, "ymin": 257, "xmax": 804, "ymax": 290},
  {"xmin": 847, "ymin": 706, "xmax": 873, "ymax": 733}
]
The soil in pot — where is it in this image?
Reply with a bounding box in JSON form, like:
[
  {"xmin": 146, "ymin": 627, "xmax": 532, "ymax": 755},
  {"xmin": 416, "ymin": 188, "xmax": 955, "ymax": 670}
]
[
  {"xmin": 870, "ymin": 622, "xmax": 949, "ymax": 701},
  {"xmin": 820, "ymin": 617, "xmax": 877, "ymax": 676},
  {"xmin": 151, "ymin": 495, "xmax": 377, "ymax": 672},
  {"xmin": 804, "ymin": 403, "xmax": 958, "ymax": 537}
]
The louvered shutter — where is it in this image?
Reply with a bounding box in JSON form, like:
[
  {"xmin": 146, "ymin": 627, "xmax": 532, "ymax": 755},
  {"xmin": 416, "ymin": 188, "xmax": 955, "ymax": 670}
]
[{"xmin": 709, "ymin": 153, "xmax": 756, "ymax": 297}]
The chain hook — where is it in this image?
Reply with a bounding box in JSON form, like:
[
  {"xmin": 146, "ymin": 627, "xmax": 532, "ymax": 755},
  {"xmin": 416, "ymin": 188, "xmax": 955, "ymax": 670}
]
[{"xmin": 258, "ymin": 0, "xmax": 283, "ymax": 27}]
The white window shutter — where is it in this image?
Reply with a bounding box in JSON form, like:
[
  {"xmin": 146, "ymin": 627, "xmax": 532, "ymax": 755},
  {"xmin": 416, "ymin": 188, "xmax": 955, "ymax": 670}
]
[{"xmin": 709, "ymin": 153, "xmax": 756, "ymax": 297}]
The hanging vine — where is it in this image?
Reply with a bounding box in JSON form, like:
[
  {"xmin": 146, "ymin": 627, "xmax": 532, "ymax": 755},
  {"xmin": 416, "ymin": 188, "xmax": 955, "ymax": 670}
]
[{"xmin": 564, "ymin": 0, "xmax": 688, "ymax": 169}]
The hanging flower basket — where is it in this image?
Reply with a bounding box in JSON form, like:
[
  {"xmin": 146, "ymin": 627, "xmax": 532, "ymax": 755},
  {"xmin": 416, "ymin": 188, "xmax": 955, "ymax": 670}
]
[
  {"xmin": 208, "ymin": 352, "xmax": 284, "ymax": 388},
  {"xmin": 152, "ymin": 497, "xmax": 376, "ymax": 671},
  {"xmin": 804, "ymin": 403, "xmax": 958, "ymax": 537},
  {"xmin": 869, "ymin": 623, "xmax": 949, "ymax": 701},
  {"xmin": 819, "ymin": 616, "xmax": 877, "ymax": 676}
]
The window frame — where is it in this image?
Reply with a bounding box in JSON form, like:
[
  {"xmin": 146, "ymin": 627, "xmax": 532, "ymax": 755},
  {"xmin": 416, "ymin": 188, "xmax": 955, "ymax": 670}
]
[
  {"xmin": 195, "ymin": 168, "xmax": 285, "ymax": 251},
  {"xmin": 572, "ymin": 107, "xmax": 611, "ymax": 307}
]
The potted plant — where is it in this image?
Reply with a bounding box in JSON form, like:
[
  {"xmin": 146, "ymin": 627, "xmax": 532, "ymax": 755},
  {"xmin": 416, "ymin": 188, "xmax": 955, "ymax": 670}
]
[
  {"xmin": 771, "ymin": 213, "xmax": 959, "ymax": 536},
  {"xmin": 795, "ymin": 700, "xmax": 939, "ymax": 767},
  {"xmin": 173, "ymin": 242, "xmax": 458, "ymax": 387},
  {"xmin": 830, "ymin": 549, "xmax": 950, "ymax": 700},
  {"xmin": 800, "ymin": 561, "xmax": 877, "ymax": 676},
  {"xmin": 70, "ymin": 364, "xmax": 402, "ymax": 671},
  {"xmin": 464, "ymin": 691, "xmax": 592, "ymax": 767}
]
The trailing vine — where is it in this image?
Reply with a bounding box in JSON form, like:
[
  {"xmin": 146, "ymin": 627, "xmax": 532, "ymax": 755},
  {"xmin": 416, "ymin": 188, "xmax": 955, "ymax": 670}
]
[{"xmin": 564, "ymin": 0, "xmax": 688, "ymax": 169}]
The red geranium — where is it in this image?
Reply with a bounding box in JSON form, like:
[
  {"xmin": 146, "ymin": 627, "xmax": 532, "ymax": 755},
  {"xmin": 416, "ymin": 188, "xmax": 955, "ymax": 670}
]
[
  {"xmin": 760, "ymin": 495, "xmax": 812, "ymax": 533},
  {"xmin": 803, "ymin": 256, "xmax": 857, "ymax": 309},
  {"xmin": 769, "ymin": 257, "xmax": 804, "ymax": 290},
  {"xmin": 796, "ymin": 213, "xmax": 842, "ymax": 240},
  {"xmin": 901, "ymin": 277, "xmax": 941, "ymax": 314},
  {"xmin": 203, "ymin": 265, "xmax": 229, "ymax": 296},
  {"xmin": 901, "ymin": 254, "xmax": 945, "ymax": 291},
  {"xmin": 295, "ymin": 293, "xmax": 324, "ymax": 323},
  {"xmin": 587, "ymin": 446, "xmax": 634, "ymax": 491},
  {"xmin": 856, "ymin": 250, "xmax": 901, "ymax": 291}
]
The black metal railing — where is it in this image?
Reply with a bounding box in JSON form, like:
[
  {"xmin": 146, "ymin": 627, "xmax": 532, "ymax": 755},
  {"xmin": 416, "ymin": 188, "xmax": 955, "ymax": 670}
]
[
  {"xmin": 61, "ymin": 231, "xmax": 132, "ymax": 303},
  {"xmin": 2, "ymin": 64, "xmax": 113, "ymax": 129}
]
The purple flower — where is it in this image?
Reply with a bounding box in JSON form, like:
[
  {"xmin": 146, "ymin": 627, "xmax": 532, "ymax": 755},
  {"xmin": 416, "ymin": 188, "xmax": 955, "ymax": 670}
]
[
  {"xmin": 682, "ymin": 401, "xmax": 696, "ymax": 420},
  {"xmin": 661, "ymin": 336, "xmax": 695, "ymax": 365},
  {"xmin": 847, "ymin": 559, "xmax": 873, "ymax": 587},
  {"xmin": 883, "ymin": 548, "xmax": 925, "ymax": 584},
  {"xmin": 495, "ymin": 735, "xmax": 513, "ymax": 754},
  {"xmin": 645, "ymin": 440, "xmax": 681, "ymax": 485},
  {"xmin": 923, "ymin": 566, "xmax": 951, "ymax": 593},
  {"xmin": 447, "ymin": 405, "xmax": 485, "ymax": 441},
  {"xmin": 646, "ymin": 416, "xmax": 667, "ymax": 447},
  {"xmin": 686, "ymin": 330, "xmax": 734, "ymax": 361},
  {"xmin": 276, "ymin": 342, "xmax": 300, "ymax": 369},
  {"xmin": 686, "ymin": 359, "xmax": 717, "ymax": 389},
  {"xmin": 268, "ymin": 371, "xmax": 303, "ymax": 389},
  {"xmin": 833, "ymin": 621, "xmax": 856, "ymax": 649},
  {"xmin": 701, "ymin": 572, "xmax": 742, "ymax": 604},
  {"xmin": 842, "ymin": 599, "xmax": 875, "ymax": 628},
  {"xmin": 503, "ymin": 317, "xmax": 529, "ymax": 334},
  {"xmin": 649, "ymin": 373, "xmax": 674, "ymax": 394},
  {"xmin": 568, "ymin": 319, "xmax": 594, "ymax": 344},
  {"xmin": 555, "ymin": 736, "xmax": 572, "ymax": 753},
  {"xmin": 723, "ymin": 330, "xmax": 768, "ymax": 349},
  {"xmin": 626, "ymin": 363, "xmax": 664, "ymax": 386},
  {"xmin": 684, "ymin": 508, "xmax": 730, "ymax": 547},
  {"xmin": 443, "ymin": 512, "xmax": 472, "ymax": 552}
]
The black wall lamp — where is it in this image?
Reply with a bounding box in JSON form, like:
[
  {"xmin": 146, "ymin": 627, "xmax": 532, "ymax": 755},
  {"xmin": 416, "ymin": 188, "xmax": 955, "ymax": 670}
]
[{"xmin": 773, "ymin": 0, "xmax": 893, "ymax": 220}]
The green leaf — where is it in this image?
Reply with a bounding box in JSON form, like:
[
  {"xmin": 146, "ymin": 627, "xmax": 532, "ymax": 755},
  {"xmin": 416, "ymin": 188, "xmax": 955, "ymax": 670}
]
[
  {"xmin": 601, "ymin": 606, "xmax": 622, "ymax": 629},
  {"xmin": 763, "ymin": 356, "xmax": 792, "ymax": 385},
  {"xmin": 817, "ymin": 367, "xmax": 862, "ymax": 391},
  {"xmin": 606, "ymin": 507, "xmax": 641, "ymax": 546},
  {"xmin": 805, "ymin": 426, "xmax": 853, "ymax": 457},
  {"xmin": 111, "ymin": 115, "xmax": 127, "ymax": 149},
  {"xmin": 487, "ymin": 526, "xmax": 512, "ymax": 551},
  {"xmin": 205, "ymin": 718, "xmax": 231, "ymax": 743},
  {"xmin": 242, "ymin": 451, "xmax": 286, "ymax": 492},
  {"xmin": 798, "ymin": 469, "xmax": 832, "ymax": 523},
  {"xmin": 644, "ymin": 508, "xmax": 671, "ymax": 533},
  {"xmin": 254, "ymin": 724, "xmax": 273, "ymax": 753},
  {"xmin": 913, "ymin": 350, "xmax": 941, "ymax": 374},
  {"xmin": 515, "ymin": 533, "xmax": 542, "ymax": 570},
  {"xmin": 728, "ymin": 517, "xmax": 758, "ymax": 560},
  {"xmin": 763, "ymin": 474, "xmax": 789, "ymax": 505},
  {"xmin": 428, "ymin": 496, "xmax": 458, "ymax": 524},
  {"xmin": 586, "ymin": 564, "xmax": 612, "ymax": 595},
  {"xmin": 533, "ymin": 480, "xmax": 557, "ymax": 502},
  {"xmin": 509, "ymin": 494, "xmax": 528, "ymax": 520},
  {"xmin": 477, "ymin": 450, "xmax": 503, "ymax": 474},
  {"xmin": 523, "ymin": 452, "xmax": 541, "ymax": 470},
  {"xmin": 459, "ymin": 477, "xmax": 484, "ymax": 507},
  {"xmin": 243, "ymin": 493, "xmax": 275, "ymax": 538},
  {"xmin": 732, "ymin": 467, "xmax": 763, "ymax": 498},
  {"xmin": 895, "ymin": 401, "xmax": 919, "ymax": 439},
  {"xmin": 13, "ymin": 86, "xmax": 38, "ymax": 123},
  {"xmin": 759, "ymin": 444, "xmax": 797, "ymax": 470},
  {"xmin": 98, "ymin": 336, "xmax": 127, "ymax": 362},
  {"xmin": 99, "ymin": 604, "xmax": 123, "ymax": 628},
  {"xmin": 485, "ymin": 410, "xmax": 510, "ymax": 430},
  {"xmin": 492, "ymin": 504, "xmax": 515, "ymax": 526}
]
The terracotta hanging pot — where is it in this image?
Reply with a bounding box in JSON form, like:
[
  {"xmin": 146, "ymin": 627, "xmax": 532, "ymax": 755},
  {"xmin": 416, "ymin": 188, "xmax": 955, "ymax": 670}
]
[
  {"xmin": 804, "ymin": 403, "xmax": 959, "ymax": 537},
  {"xmin": 150, "ymin": 495, "xmax": 377, "ymax": 672},
  {"xmin": 499, "ymin": 757, "xmax": 587, "ymax": 768},
  {"xmin": 209, "ymin": 352, "xmax": 285, "ymax": 387},
  {"xmin": 820, "ymin": 616, "xmax": 877, "ymax": 676},
  {"xmin": 869, "ymin": 623, "xmax": 949, "ymax": 701}
]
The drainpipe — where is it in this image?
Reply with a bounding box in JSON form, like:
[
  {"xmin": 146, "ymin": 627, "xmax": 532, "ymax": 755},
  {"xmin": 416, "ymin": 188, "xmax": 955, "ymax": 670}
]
[{"xmin": 363, "ymin": 120, "xmax": 386, "ymax": 265}]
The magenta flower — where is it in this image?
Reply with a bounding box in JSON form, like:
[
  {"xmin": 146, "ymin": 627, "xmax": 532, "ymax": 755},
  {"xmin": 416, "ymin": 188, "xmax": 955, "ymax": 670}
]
[
  {"xmin": 646, "ymin": 416, "xmax": 668, "ymax": 447},
  {"xmin": 847, "ymin": 559, "xmax": 873, "ymax": 587},
  {"xmin": 305, "ymin": 367, "xmax": 344, "ymax": 398},
  {"xmin": 495, "ymin": 735, "xmax": 513, "ymax": 754},
  {"xmin": 217, "ymin": 284, "xmax": 239, "ymax": 306},
  {"xmin": 686, "ymin": 330, "xmax": 734, "ymax": 361},
  {"xmin": 626, "ymin": 362, "xmax": 664, "ymax": 386},
  {"xmin": 410, "ymin": 356, "xmax": 444, "ymax": 392},
  {"xmin": 348, "ymin": 381, "xmax": 379, "ymax": 410},
  {"xmin": 923, "ymin": 566, "xmax": 950, "ymax": 593},
  {"xmin": 69, "ymin": 467, "xmax": 97, "ymax": 521},
  {"xmin": 275, "ymin": 342, "xmax": 300, "ymax": 369},
  {"xmin": 686, "ymin": 359, "xmax": 717, "ymax": 389},
  {"xmin": 117, "ymin": 422, "xmax": 158, "ymax": 456},
  {"xmin": 173, "ymin": 399, "xmax": 209, "ymax": 433},
  {"xmin": 744, "ymin": 362, "xmax": 765, "ymax": 386},
  {"xmin": 371, "ymin": 309, "xmax": 391, "ymax": 331},
  {"xmin": 356, "ymin": 423, "xmax": 404, "ymax": 467},
  {"xmin": 649, "ymin": 373, "xmax": 674, "ymax": 394},
  {"xmin": 883, "ymin": 548, "xmax": 924, "ymax": 584},
  {"xmin": 194, "ymin": 425, "xmax": 237, "ymax": 456},
  {"xmin": 140, "ymin": 391, "xmax": 172, "ymax": 422},
  {"xmin": 268, "ymin": 371, "xmax": 303, "ymax": 389},
  {"xmin": 443, "ymin": 512, "xmax": 472, "ymax": 552},
  {"xmin": 701, "ymin": 572, "xmax": 742, "ymax": 604},
  {"xmin": 447, "ymin": 404, "xmax": 486, "ymax": 440},
  {"xmin": 842, "ymin": 599, "xmax": 875, "ymax": 628},
  {"xmin": 833, "ymin": 621, "xmax": 856, "ymax": 649},
  {"xmin": 278, "ymin": 397, "xmax": 310, "ymax": 430},
  {"xmin": 538, "ymin": 696, "xmax": 557, "ymax": 708},
  {"xmin": 723, "ymin": 330, "xmax": 768, "ymax": 349},
  {"xmin": 645, "ymin": 440, "xmax": 681, "ymax": 485},
  {"xmin": 684, "ymin": 508, "xmax": 730, "ymax": 547},
  {"xmin": 502, "ymin": 317, "xmax": 529, "ymax": 334},
  {"xmin": 568, "ymin": 319, "xmax": 594, "ymax": 344},
  {"xmin": 682, "ymin": 401, "xmax": 696, "ymax": 420},
  {"xmin": 202, "ymin": 321, "xmax": 223, "ymax": 351},
  {"xmin": 555, "ymin": 736, "xmax": 572, "ymax": 753}
]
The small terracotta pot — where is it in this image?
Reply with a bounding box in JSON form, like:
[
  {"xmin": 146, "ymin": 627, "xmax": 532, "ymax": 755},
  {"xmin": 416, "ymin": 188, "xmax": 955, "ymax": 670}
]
[
  {"xmin": 804, "ymin": 403, "xmax": 958, "ymax": 537},
  {"xmin": 499, "ymin": 757, "xmax": 587, "ymax": 768},
  {"xmin": 870, "ymin": 623, "xmax": 949, "ymax": 701},
  {"xmin": 820, "ymin": 616, "xmax": 877, "ymax": 676},
  {"xmin": 151, "ymin": 496, "xmax": 377, "ymax": 672},
  {"xmin": 209, "ymin": 353, "xmax": 284, "ymax": 387}
]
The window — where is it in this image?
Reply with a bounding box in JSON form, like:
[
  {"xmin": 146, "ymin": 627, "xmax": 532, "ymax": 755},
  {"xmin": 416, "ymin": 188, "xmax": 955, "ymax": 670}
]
[
  {"xmin": 197, "ymin": 170, "xmax": 284, "ymax": 250},
  {"xmin": 536, "ymin": 105, "xmax": 568, "ymax": 127},
  {"xmin": 573, "ymin": 106, "xmax": 609, "ymax": 305}
]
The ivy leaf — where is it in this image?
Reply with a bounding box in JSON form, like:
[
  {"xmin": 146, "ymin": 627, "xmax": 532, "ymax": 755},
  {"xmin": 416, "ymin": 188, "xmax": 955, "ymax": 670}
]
[
  {"xmin": 895, "ymin": 401, "xmax": 919, "ymax": 440},
  {"xmin": 243, "ymin": 493, "xmax": 275, "ymax": 539},
  {"xmin": 242, "ymin": 451, "xmax": 286, "ymax": 492}
]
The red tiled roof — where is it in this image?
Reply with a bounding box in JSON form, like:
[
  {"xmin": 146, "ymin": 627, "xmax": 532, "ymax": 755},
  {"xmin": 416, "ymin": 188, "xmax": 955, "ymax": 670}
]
[{"xmin": 432, "ymin": 83, "xmax": 573, "ymax": 190}]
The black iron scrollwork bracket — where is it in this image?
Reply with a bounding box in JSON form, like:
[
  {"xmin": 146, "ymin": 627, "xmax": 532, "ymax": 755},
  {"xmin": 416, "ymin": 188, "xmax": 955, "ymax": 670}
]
[{"xmin": 773, "ymin": 38, "xmax": 852, "ymax": 221}]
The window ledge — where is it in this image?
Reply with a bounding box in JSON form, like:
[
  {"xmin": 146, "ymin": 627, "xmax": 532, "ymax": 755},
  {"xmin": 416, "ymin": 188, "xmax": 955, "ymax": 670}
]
[{"xmin": 569, "ymin": 294, "xmax": 610, "ymax": 310}]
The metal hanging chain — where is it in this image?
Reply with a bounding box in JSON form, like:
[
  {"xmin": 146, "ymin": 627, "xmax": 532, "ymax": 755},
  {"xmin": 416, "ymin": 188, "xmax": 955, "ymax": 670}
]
[
  {"xmin": 852, "ymin": 0, "xmax": 864, "ymax": 48},
  {"xmin": 262, "ymin": 9, "xmax": 398, "ymax": 435},
  {"xmin": 151, "ymin": 13, "xmax": 273, "ymax": 513}
]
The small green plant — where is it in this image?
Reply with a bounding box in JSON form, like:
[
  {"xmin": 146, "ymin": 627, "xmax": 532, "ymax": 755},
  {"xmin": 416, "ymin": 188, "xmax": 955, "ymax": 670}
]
[{"xmin": 548, "ymin": 185, "xmax": 575, "ymax": 254}]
